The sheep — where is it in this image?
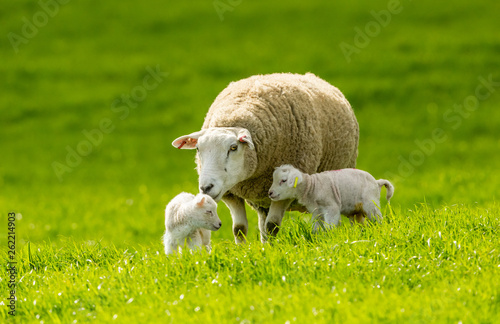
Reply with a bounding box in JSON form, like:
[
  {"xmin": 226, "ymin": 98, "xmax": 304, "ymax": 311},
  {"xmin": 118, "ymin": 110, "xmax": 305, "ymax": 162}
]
[
  {"xmin": 268, "ymin": 165, "xmax": 394, "ymax": 229},
  {"xmin": 163, "ymin": 192, "xmax": 222, "ymax": 255},
  {"xmin": 172, "ymin": 73, "xmax": 359, "ymax": 243}
]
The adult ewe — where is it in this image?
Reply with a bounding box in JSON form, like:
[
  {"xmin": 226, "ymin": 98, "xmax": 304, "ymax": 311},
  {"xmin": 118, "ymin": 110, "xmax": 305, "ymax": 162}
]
[{"xmin": 173, "ymin": 73, "xmax": 359, "ymax": 243}]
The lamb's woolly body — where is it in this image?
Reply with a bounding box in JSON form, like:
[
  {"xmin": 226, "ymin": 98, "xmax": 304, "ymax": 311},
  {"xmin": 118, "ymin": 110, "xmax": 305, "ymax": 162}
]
[
  {"xmin": 271, "ymin": 165, "xmax": 394, "ymax": 227},
  {"xmin": 296, "ymin": 169, "xmax": 393, "ymax": 216},
  {"xmin": 202, "ymin": 73, "xmax": 359, "ymax": 208},
  {"xmin": 163, "ymin": 192, "xmax": 220, "ymax": 255}
]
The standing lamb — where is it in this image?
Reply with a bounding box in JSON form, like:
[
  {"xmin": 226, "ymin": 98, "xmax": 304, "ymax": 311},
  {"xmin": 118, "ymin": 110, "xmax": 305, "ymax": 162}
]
[
  {"xmin": 163, "ymin": 192, "xmax": 221, "ymax": 255},
  {"xmin": 172, "ymin": 73, "xmax": 359, "ymax": 243},
  {"xmin": 268, "ymin": 165, "xmax": 394, "ymax": 229}
]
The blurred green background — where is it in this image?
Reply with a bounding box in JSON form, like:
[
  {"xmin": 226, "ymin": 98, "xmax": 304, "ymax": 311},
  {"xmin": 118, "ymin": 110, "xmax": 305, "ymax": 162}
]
[{"xmin": 1, "ymin": 0, "xmax": 499, "ymax": 246}]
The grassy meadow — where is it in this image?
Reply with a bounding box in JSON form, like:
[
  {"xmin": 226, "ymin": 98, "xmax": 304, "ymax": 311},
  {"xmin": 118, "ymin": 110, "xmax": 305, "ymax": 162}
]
[{"xmin": 1, "ymin": 0, "xmax": 499, "ymax": 322}]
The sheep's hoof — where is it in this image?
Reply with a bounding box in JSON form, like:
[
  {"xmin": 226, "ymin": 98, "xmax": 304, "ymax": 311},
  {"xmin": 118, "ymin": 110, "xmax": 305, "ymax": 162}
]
[
  {"xmin": 233, "ymin": 225, "xmax": 247, "ymax": 243},
  {"xmin": 266, "ymin": 222, "xmax": 280, "ymax": 237}
]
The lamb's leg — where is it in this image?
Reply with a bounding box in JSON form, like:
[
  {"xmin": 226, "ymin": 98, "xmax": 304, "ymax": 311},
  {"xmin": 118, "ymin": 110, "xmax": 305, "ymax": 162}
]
[
  {"xmin": 222, "ymin": 193, "xmax": 248, "ymax": 243},
  {"xmin": 187, "ymin": 231, "xmax": 203, "ymax": 251},
  {"xmin": 350, "ymin": 214, "xmax": 366, "ymax": 225},
  {"xmin": 365, "ymin": 199, "xmax": 382, "ymax": 223},
  {"xmin": 165, "ymin": 243, "xmax": 176, "ymax": 255},
  {"xmin": 163, "ymin": 234, "xmax": 176, "ymax": 255},
  {"xmin": 200, "ymin": 229, "xmax": 211, "ymax": 251},
  {"xmin": 374, "ymin": 208, "xmax": 382, "ymax": 222},
  {"xmin": 323, "ymin": 206, "xmax": 342, "ymax": 228},
  {"xmin": 369, "ymin": 206, "xmax": 383, "ymax": 223},
  {"xmin": 265, "ymin": 199, "xmax": 293, "ymax": 239},
  {"xmin": 311, "ymin": 209, "xmax": 325, "ymax": 232},
  {"xmin": 164, "ymin": 241, "xmax": 176, "ymax": 255}
]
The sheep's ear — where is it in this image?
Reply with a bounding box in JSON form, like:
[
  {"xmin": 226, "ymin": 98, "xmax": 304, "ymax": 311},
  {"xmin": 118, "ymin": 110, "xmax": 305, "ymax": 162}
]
[
  {"xmin": 237, "ymin": 129, "xmax": 255, "ymax": 150},
  {"xmin": 172, "ymin": 130, "xmax": 205, "ymax": 149},
  {"xmin": 195, "ymin": 195, "xmax": 206, "ymax": 207},
  {"xmin": 287, "ymin": 173, "xmax": 302, "ymax": 188}
]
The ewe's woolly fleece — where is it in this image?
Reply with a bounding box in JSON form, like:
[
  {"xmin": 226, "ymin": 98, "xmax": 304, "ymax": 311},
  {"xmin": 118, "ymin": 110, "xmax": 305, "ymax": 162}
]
[{"xmin": 202, "ymin": 73, "xmax": 359, "ymax": 209}]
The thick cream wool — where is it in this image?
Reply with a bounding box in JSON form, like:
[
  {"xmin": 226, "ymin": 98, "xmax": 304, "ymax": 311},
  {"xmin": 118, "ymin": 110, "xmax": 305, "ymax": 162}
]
[{"xmin": 202, "ymin": 73, "xmax": 359, "ymax": 210}]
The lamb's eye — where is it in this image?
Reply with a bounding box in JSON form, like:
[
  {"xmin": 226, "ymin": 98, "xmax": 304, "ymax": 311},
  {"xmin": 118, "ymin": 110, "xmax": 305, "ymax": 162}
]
[
  {"xmin": 229, "ymin": 144, "xmax": 238, "ymax": 152},
  {"xmin": 280, "ymin": 179, "xmax": 287, "ymax": 185},
  {"xmin": 205, "ymin": 210, "xmax": 212, "ymax": 215}
]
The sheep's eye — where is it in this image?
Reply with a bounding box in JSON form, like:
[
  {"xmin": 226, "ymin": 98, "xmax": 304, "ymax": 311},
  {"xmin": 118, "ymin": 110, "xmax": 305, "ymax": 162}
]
[
  {"xmin": 205, "ymin": 210, "xmax": 212, "ymax": 215},
  {"xmin": 229, "ymin": 144, "xmax": 238, "ymax": 152},
  {"xmin": 280, "ymin": 179, "xmax": 287, "ymax": 185}
]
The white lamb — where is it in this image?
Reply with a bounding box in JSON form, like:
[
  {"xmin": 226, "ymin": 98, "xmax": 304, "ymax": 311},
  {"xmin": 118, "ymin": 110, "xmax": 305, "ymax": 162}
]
[
  {"xmin": 268, "ymin": 165, "xmax": 394, "ymax": 229},
  {"xmin": 163, "ymin": 192, "xmax": 222, "ymax": 255}
]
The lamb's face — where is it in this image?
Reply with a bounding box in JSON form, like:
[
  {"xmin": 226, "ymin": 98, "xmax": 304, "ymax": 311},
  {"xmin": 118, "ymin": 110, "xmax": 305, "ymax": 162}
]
[
  {"xmin": 193, "ymin": 194, "xmax": 222, "ymax": 231},
  {"xmin": 269, "ymin": 165, "xmax": 302, "ymax": 201},
  {"xmin": 172, "ymin": 127, "xmax": 256, "ymax": 201}
]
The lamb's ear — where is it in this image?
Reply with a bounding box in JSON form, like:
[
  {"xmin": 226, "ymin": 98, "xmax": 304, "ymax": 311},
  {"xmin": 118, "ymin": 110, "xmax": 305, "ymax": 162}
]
[
  {"xmin": 237, "ymin": 128, "xmax": 255, "ymax": 150},
  {"xmin": 195, "ymin": 195, "xmax": 206, "ymax": 208},
  {"xmin": 172, "ymin": 130, "xmax": 205, "ymax": 149},
  {"xmin": 287, "ymin": 173, "xmax": 303, "ymax": 188}
]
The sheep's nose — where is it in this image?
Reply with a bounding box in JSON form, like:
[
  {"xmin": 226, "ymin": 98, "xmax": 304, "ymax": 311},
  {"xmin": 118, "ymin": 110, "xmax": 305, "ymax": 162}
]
[
  {"xmin": 201, "ymin": 184, "xmax": 214, "ymax": 194},
  {"xmin": 217, "ymin": 221, "xmax": 222, "ymax": 228},
  {"xmin": 268, "ymin": 190, "xmax": 274, "ymax": 197}
]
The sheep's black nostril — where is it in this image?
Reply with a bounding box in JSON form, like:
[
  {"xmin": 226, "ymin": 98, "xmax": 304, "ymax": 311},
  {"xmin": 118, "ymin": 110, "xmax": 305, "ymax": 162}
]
[
  {"xmin": 268, "ymin": 190, "xmax": 273, "ymax": 197},
  {"xmin": 218, "ymin": 221, "xmax": 222, "ymax": 228},
  {"xmin": 201, "ymin": 184, "xmax": 214, "ymax": 194}
]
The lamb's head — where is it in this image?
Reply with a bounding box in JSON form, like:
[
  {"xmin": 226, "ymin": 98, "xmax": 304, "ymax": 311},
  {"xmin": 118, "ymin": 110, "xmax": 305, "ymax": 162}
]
[
  {"xmin": 268, "ymin": 164, "xmax": 304, "ymax": 201},
  {"xmin": 172, "ymin": 127, "xmax": 257, "ymax": 201},
  {"xmin": 192, "ymin": 194, "xmax": 222, "ymax": 231}
]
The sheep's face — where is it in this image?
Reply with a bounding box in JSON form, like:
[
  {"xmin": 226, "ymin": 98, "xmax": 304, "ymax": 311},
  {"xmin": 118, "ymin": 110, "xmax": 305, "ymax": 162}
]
[
  {"xmin": 268, "ymin": 165, "xmax": 303, "ymax": 201},
  {"xmin": 172, "ymin": 127, "xmax": 256, "ymax": 202},
  {"xmin": 192, "ymin": 194, "xmax": 222, "ymax": 231}
]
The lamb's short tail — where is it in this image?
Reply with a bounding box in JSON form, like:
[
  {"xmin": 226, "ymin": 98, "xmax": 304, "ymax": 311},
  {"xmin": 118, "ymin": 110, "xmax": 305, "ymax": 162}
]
[{"xmin": 377, "ymin": 179, "xmax": 394, "ymax": 203}]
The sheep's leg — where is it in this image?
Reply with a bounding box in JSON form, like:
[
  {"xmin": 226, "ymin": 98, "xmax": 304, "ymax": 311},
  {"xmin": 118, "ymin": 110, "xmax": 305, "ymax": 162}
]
[
  {"xmin": 257, "ymin": 207, "xmax": 270, "ymax": 243},
  {"xmin": 265, "ymin": 199, "xmax": 293, "ymax": 238},
  {"xmin": 350, "ymin": 214, "xmax": 366, "ymax": 225},
  {"xmin": 199, "ymin": 229, "xmax": 211, "ymax": 251},
  {"xmin": 374, "ymin": 208, "xmax": 382, "ymax": 222},
  {"xmin": 164, "ymin": 242, "xmax": 176, "ymax": 255},
  {"xmin": 163, "ymin": 234, "xmax": 177, "ymax": 255},
  {"xmin": 323, "ymin": 206, "xmax": 342, "ymax": 228},
  {"xmin": 222, "ymin": 194, "xmax": 248, "ymax": 243},
  {"xmin": 187, "ymin": 231, "xmax": 203, "ymax": 251},
  {"xmin": 369, "ymin": 206, "xmax": 382, "ymax": 223},
  {"xmin": 199, "ymin": 229, "xmax": 211, "ymax": 246},
  {"xmin": 364, "ymin": 199, "xmax": 382, "ymax": 223},
  {"xmin": 311, "ymin": 209, "xmax": 325, "ymax": 232}
]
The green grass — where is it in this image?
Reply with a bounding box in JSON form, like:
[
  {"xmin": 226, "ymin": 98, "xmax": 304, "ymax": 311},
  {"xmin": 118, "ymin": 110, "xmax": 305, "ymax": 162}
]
[
  {"xmin": 1, "ymin": 0, "xmax": 500, "ymax": 322},
  {"xmin": 2, "ymin": 205, "xmax": 499, "ymax": 323}
]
